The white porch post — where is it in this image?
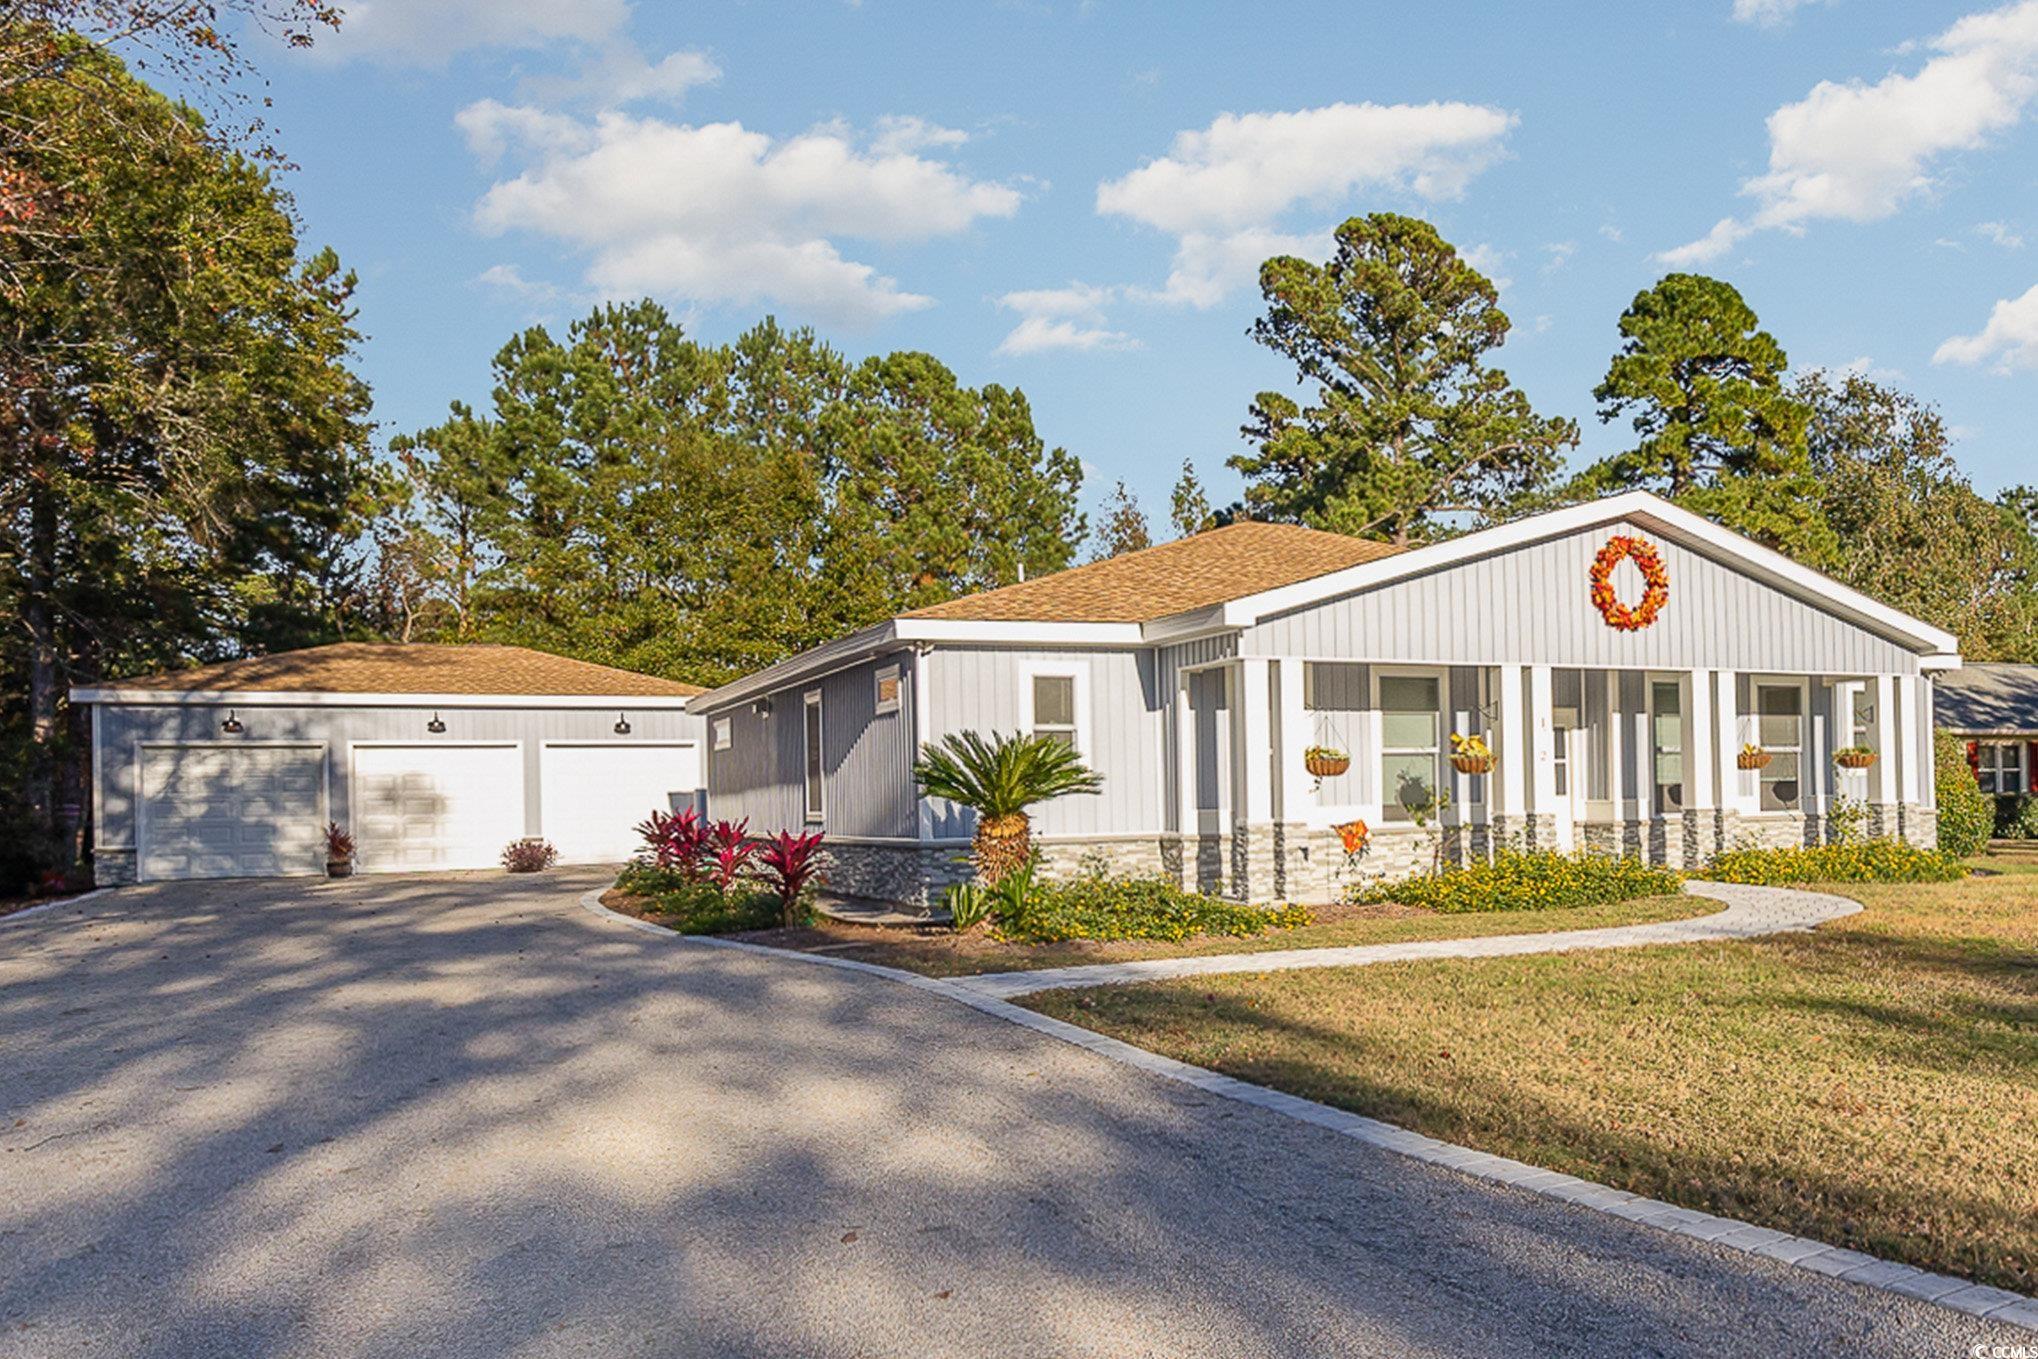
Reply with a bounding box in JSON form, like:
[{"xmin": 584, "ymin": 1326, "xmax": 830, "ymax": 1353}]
[
  {"xmin": 1528, "ymin": 665, "xmax": 1557, "ymax": 846},
  {"xmin": 1687, "ymin": 669, "xmax": 1715, "ymax": 813},
  {"xmin": 1871, "ymin": 673, "xmax": 1900, "ymax": 829},
  {"xmin": 1236, "ymin": 658, "xmax": 1273, "ymax": 824},
  {"xmin": 1174, "ymin": 670, "xmax": 1195, "ymax": 842},
  {"xmin": 1715, "ymin": 670, "xmax": 1742, "ymax": 817},
  {"xmin": 1898, "ymin": 676, "xmax": 1923, "ymax": 809},
  {"xmin": 1273, "ymin": 657, "xmax": 1310, "ymax": 825},
  {"xmin": 1497, "ymin": 663, "xmax": 1526, "ymax": 832}
]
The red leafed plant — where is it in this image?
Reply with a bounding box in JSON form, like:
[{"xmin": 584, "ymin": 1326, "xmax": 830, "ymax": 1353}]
[
  {"xmin": 636, "ymin": 807, "xmax": 708, "ymax": 877},
  {"xmin": 704, "ymin": 818, "xmax": 757, "ymax": 890},
  {"xmin": 757, "ymin": 830, "xmax": 826, "ymax": 926}
]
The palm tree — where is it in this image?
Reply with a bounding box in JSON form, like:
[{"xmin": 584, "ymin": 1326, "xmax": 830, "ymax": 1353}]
[{"xmin": 912, "ymin": 730, "xmax": 1102, "ymax": 883}]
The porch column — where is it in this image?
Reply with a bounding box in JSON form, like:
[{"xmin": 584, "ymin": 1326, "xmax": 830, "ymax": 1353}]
[
  {"xmin": 1870, "ymin": 672, "xmax": 1900, "ymax": 835},
  {"xmin": 1232, "ymin": 658, "xmax": 1276, "ymax": 901},
  {"xmin": 1715, "ymin": 670, "xmax": 1742, "ymax": 824},
  {"xmin": 1273, "ymin": 658, "xmax": 1310, "ymax": 824},
  {"xmin": 1687, "ymin": 669, "xmax": 1716, "ymax": 864},
  {"xmin": 1173, "ymin": 670, "xmax": 1195, "ymax": 848},
  {"xmin": 1496, "ymin": 663, "xmax": 1526, "ymax": 843},
  {"xmin": 1528, "ymin": 664, "xmax": 1558, "ymax": 848}
]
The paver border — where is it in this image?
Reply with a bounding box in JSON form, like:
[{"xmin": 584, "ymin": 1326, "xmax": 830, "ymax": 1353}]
[{"xmin": 578, "ymin": 883, "xmax": 2038, "ymax": 1334}]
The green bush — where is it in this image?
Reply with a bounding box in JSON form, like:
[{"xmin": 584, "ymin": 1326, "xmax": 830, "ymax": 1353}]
[
  {"xmin": 1701, "ymin": 838, "xmax": 1966, "ymax": 885},
  {"xmin": 998, "ymin": 869, "xmax": 1311, "ymax": 944},
  {"xmin": 1351, "ymin": 848, "xmax": 1684, "ymax": 914},
  {"xmin": 615, "ymin": 864, "xmax": 781, "ymax": 934},
  {"xmin": 1993, "ymin": 794, "xmax": 2038, "ymax": 841},
  {"xmin": 1934, "ymin": 731, "xmax": 1994, "ymax": 858}
]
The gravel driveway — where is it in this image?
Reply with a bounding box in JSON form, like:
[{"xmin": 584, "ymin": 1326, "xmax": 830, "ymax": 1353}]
[{"xmin": 0, "ymin": 872, "xmax": 2020, "ymax": 1357}]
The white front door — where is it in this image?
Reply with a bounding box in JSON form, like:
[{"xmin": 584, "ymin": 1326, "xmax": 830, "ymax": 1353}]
[
  {"xmin": 540, "ymin": 743, "xmax": 700, "ymax": 864},
  {"xmin": 351, "ymin": 744, "xmax": 524, "ymax": 873},
  {"xmin": 138, "ymin": 744, "xmax": 326, "ymax": 881}
]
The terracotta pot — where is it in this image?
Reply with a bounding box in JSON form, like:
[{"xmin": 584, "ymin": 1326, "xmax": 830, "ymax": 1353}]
[
  {"xmin": 1836, "ymin": 751, "xmax": 1878, "ymax": 770},
  {"xmin": 1305, "ymin": 752, "xmax": 1350, "ymax": 778},
  {"xmin": 326, "ymin": 860, "xmax": 354, "ymax": 878},
  {"xmin": 1451, "ymin": 754, "xmax": 1494, "ymax": 775},
  {"xmin": 1737, "ymin": 751, "xmax": 1773, "ymax": 771}
]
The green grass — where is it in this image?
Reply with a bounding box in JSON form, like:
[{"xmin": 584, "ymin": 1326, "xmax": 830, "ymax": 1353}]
[{"xmin": 1028, "ymin": 864, "xmax": 2038, "ymax": 1294}]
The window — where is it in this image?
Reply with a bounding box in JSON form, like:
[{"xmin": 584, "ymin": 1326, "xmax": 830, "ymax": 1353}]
[
  {"xmin": 1756, "ymin": 683, "xmax": 1803, "ymax": 812},
  {"xmin": 1651, "ymin": 680, "xmax": 1684, "ymax": 815},
  {"xmin": 1977, "ymin": 742, "xmax": 2026, "ymax": 795},
  {"xmin": 712, "ymin": 717, "xmax": 732, "ymax": 751},
  {"xmin": 1030, "ymin": 673, "xmax": 1078, "ymax": 750},
  {"xmin": 802, "ymin": 691, "xmax": 824, "ymax": 822},
  {"xmin": 874, "ymin": 665, "xmax": 901, "ymax": 715},
  {"xmin": 1378, "ymin": 673, "xmax": 1440, "ymax": 822}
]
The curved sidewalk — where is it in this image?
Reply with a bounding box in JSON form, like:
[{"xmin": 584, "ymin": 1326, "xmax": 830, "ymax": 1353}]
[{"xmin": 950, "ymin": 880, "xmax": 1860, "ymax": 1000}]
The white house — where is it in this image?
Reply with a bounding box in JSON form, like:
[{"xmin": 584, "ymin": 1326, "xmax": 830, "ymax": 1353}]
[{"xmin": 690, "ymin": 491, "xmax": 1960, "ymax": 908}]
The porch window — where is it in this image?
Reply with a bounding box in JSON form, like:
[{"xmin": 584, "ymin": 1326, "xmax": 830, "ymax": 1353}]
[
  {"xmin": 1977, "ymin": 741, "xmax": 2026, "ymax": 795},
  {"xmin": 1030, "ymin": 673, "xmax": 1078, "ymax": 751},
  {"xmin": 1756, "ymin": 683, "xmax": 1802, "ymax": 812},
  {"xmin": 802, "ymin": 691, "xmax": 824, "ymax": 823},
  {"xmin": 1651, "ymin": 680, "xmax": 1684, "ymax": 815},
  {"xmin": 1379, "ymin": 674, "xmax": 1440, "ymax": 821}
]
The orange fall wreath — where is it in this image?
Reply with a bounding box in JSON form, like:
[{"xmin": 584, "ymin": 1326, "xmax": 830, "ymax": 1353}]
[{"xmin": 1589, "ymin": 534, "xmax": 1669, "ymax": 631}]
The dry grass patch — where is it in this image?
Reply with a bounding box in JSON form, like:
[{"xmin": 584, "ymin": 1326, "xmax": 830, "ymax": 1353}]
[{"xmin": 1028, "ymin": 867, "xmax": 2038, "ymax": 1293}]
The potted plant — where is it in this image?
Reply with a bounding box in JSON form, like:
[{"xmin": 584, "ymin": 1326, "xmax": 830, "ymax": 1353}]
[
  {"xmin": 913, "ymin": 730, "xmax": 1102, "ymax": 884},
  {"xmin": 1834, "ymin": 744, "xmax": 1878, "ymax": 770},
  {"xmin": 324, "ymin": 822, "xmax": 355, "ymax": 878},
  {"xmin": 1737, "ymin": 743, "xmax": 1772, "ymax": 771},
  {"xmin": 1304, "ymin": 745, "xmax": 1350, "ymax": 778},
  {"xmin": 1449, "ymin": 731, "xmax": 1494, "ymax": 775}
]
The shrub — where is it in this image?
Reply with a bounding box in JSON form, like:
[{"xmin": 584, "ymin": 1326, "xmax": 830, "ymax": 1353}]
[
  {"xmin": 912, "ymin": 730, "xmax": 1102, "ymax": 884},
  {"xmin": 323, "ymin": 822, "xmax": 355, "ymax": 862},
  {"xmin": 942, "ymin": 882, "xmax": 994, "ymax": 932},
  {"xmin": 502, "ymin": 838, "xmax": 559, "ymax": 873},
  {"xmin": 1934, "ymin": 731, "xmax": 1993, "ymax": 858},
  {"xmin": 1993, "ymin": 794, "xmax": 2038, "ymax": 841},
  {"xmin": 998, "ymin": 865, "xmax": 1311, "ymax": 944},
  {"xmin": 703, "ymin": 818, "xmax": 757, "ymax": 890},
  {"xmin": 756, "ymin": 830, "xmax": 825, "ymax": 927},
  {"xmin": 635, "ymin": 807, "xmax": 708, "ymax": 877},
  {"xmin": 1352, "ymin": 848, "xmax": 1683, "ymax": 914},
  {"xmin": 629, "ymin": 877, "xmax": 781, "ymax": 934},
  {"xmin": 1702, "ymin": 839, "xmax": 1966, "ymax": 885}
]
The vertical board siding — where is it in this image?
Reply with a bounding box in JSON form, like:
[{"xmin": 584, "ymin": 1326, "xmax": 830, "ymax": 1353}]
[
  {"xmin": 1242, "ymin": 520, "xmax": 1926, "ymax": 675},
  {"xmin": 704, "ymin": 653, "xmax": 917, "ymax": 840},
  {"xmin": 94, "ymin": 703, "xmax": 704, "ymax": 854},
  {"xmin": 1303, "ymin": 662, "xmax": 1372, "ymax": 808}
]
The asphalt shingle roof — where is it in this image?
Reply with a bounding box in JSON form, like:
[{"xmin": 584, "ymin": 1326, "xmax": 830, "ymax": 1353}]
[
  {"xmin": 1937, "ymin": 662, "xmax": 2038, "ymax": 734},
  {"xmin": 96, "ymin": 643, "xmax": 704, "ymax": 698}
]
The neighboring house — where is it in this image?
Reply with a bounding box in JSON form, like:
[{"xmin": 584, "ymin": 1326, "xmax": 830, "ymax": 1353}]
[
  {"xmin": 1935, "ymin": 662, "xmax": 2038, "ymax": 799},
  {"xmin": 691, "ymin": 490, "xmax": 1960, "ymax": 909},
  {"xmin": 73, "ymin": 643, "xmax": 705, "ymax": 884}
]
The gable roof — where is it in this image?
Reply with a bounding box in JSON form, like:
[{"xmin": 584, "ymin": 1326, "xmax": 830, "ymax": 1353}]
[
  {"xmin": 903, "ymin": 521, "xmax": 1405, "ymax": 624},
  {"xmin": 75, "ymin": 643, "xmax": 703, "ymax": 703},
  {"xmin": 1936, "ymin": 662, "xmax": 2038, "ymax": 734}
]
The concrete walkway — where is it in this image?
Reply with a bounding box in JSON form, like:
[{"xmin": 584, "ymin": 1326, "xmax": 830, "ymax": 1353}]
[{"xmin": 951, "ymin": 880, "xmax": 1857, "ymax": 999}]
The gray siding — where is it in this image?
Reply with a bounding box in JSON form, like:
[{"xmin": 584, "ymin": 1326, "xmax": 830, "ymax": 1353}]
[
  {"xmin": 93, "ymin": 702, "xmax": 703, "ymax": 854},
  {"xmin": 1242, "ymin": 519, "xmax": 1926, "ymax": 675},
  {"xmin": 704, "ymin": 653, "xmax": 918, "ymax": 840}
]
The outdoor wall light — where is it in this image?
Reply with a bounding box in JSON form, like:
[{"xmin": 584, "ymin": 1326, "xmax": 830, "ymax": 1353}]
[
  {"xmin": 614, "ymin": 713, "xmax": 632, "ymax": 735},
  {"xmin": 427, "ymin": 712, "xmax": 447, "ymax": 734},
  {"xmin": 754, "ymin": 697, "xmax": 773, "ymax": 718},
  {"xmin": 220, "ymin": 709, "xmax": 243, "ymax": 735}
]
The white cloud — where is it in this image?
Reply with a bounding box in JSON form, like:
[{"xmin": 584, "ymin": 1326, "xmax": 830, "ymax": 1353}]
[
  {"xmin": 316, "ymin": 0, "xmax": 630, "ymax": 63},
  {"xmin": 1934, "ymin": 282, "xmax": 2038, "ymax": 370},
  {"xmin": 1816, "ymin": 354, "xmax": 1906, "ymax": 383},
  {"xmin": 1732, "ymin": 0, "xmax": 1833, "ymax": 26},
  {"xmin": 1598, "ymin": 223, "xmax": 1625, "ymax": 243},
  {"xmin": 1979, "ymin": 218, "xmax": 2027, "ymax": 247},
  {"xmin": 1541, "ymin": 240, "xmax": 1577, "ymax": 273},
  {"xmin": 519, "ymin": 45, "xmax": 721, "ymax": 107},
  {"xmin": 1462, "ymin": 242, "xmax": 1514, "ymax": 292},
  {"xmin": 1096, "ymin": 100, "xmax": 1516, "ymax": 306},
  {"xmin": 994, "ymin": 283, "xmax": 1138, "ymax": 356},
  {"xmin": 1665, "ymin": 0, "xmax": 2038, "ymax": 262},
  {"xmin": 461, "ymin": 108, "xmax": 1022, "ymax": 326},
  {"xmin": 870, "ymin": 116, "xmax": 969, "ymax": 156}
]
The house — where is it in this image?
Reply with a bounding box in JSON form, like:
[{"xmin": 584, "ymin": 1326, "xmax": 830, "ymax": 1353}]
[
  {"xmin": 73, "ymin": 643, "xmax": 705, "ymax": 883},
  {"xmin": 1935, "ymin": 662, "xmax": 2038, "ymax": 799},
  {"xmin": 690, "ymin": 491, "xmax": 1960, "ymax": 909}
]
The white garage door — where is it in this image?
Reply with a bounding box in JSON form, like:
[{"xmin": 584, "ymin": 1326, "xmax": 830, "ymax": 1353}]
[
  {"xmin": 351, "ymin": 744, "xmax": 525, "ymax": 873},
  {"xmin": 138, "ymin": 744, "xmax": 326, "ymax": 881},
  {"xmin": 540, "ymin": 742, "xmax": 700, "ymax": 864}
]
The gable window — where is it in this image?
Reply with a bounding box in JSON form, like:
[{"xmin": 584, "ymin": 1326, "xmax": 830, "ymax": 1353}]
[
  {"xmin": 1027, "ymin": 669, "xmax": 1081, "ymax": 752},
  {"xmin": 1977, "ymin": 741, "xmax": 2026, "ymax": 795},
  {"xmin": 712, "ymin": 717, "xmax": 732, "ymax": 751},
  {"xmin": 802, "ymin": 691, "xmax": 824, "ymax": 823},
  {"xmin": 874, "ymin": 665, "xmax": 901, "ymax": 715},
  {"xmin": 1378, "ymin": 673, "xmax": 1440, "ymax": 822},
  {"xmin": 1755, "ymin": 683, "xmax": 1803, "ymax": 812}
]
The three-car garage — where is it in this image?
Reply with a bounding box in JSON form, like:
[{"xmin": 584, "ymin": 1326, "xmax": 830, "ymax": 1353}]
[{"xmin": 77, "ymin": 644, "xmax": 707, "ymax": 884}]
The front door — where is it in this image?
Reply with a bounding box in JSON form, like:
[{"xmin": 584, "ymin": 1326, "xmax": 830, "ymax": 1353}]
[{"xmin": 1551, "ymin": 725, "xmax": 1580, "ymax": 851}]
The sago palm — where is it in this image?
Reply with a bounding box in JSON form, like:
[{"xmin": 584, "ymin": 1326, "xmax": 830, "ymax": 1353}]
[{"xmin": 913, "ymin": 730, "xmax": 1102, "ymax": 883}]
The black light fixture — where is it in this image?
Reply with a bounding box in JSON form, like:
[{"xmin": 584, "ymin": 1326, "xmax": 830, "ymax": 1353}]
[
  {"xmin": 220, "ymin": 709, "xmax": 243, "ymax": 735},
  {"xmin": 427, "ymin": 712, "xmax": 447, "ymax": 734},
  {"xmin": 613, "ymin": 712, "xmax": 632, "ymax": 735},
  {"xmin": 754, "ymin": 696, "xmax": 774, "ymax": 718}
]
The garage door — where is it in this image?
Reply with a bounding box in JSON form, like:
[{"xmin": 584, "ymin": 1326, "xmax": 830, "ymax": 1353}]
[
  {"xmin": 138, "ymin": 744, "xmax": 326, "ymax": 881},
  {"xmin": 540, "ymin": 742, "xmax": 701, "ymax": 864},
  {"xmin": 351, "ymin": 744, "xmax": 525, "ymax": 873}
]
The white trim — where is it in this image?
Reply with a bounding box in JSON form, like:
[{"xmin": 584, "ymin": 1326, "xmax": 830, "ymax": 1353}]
[
  {"xmin": 690, "ymin": 621, "xmax": 897, "ymax": 714},
  {"xmin": 1974, "ymin": 738, "xmax": 2029, "ymax": 796},
  {"xmin": 1373, "ymin": 665, "xmax": 1447, "ymax": 825},
  {"xmin": 89, "ymin": 702, "xmax": 106, "ymax": 851},
  {"xmin": 874, "ymin": 663, "xmax": 902, "ymax": 715},
  {"xmin": 894, "ymin": 618, "xmax": 1145, "ymax": 645},
  {"xmin": 1019, "ymin": 659, "xmax": 1091, "ymax": 756},
  {"xmin": 802, "ymin": 689, "xmax": 825, "ymax": 824},
  {"xmin": 712, "ymin": 716, "xmax": 732, "ymax": 751},
  {"xmin": 1196, "ymin": 491, "xmax": 1960, "ymax": 656},
  {"xmin": 72, "ymin": 688, "xmax": 698, "ymax": 710},
  {"xmin": 1750, "ymin": 676, "xmax": 1810, "ymax": 814},
  {"xmin": 135, "ymin": 740, "xmax": 330, "ymax": 883}
]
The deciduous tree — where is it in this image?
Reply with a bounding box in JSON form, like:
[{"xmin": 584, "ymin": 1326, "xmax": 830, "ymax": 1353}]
[{"xmin": 1089, "ymin": 482, "xmax": 1152, "ymax": 559}]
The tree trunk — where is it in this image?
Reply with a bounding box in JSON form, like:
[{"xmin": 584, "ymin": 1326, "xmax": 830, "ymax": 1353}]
[
  {"xmin": 24, "ymin": 486, "xmax": 60, "ymax": 839},
  {"xmin": 972, "ymin": 812, "xmax": 1032, "ymax": 884}
]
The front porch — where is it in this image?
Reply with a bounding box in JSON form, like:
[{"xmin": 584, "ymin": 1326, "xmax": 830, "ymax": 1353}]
[{"xmin": 1176, "ymin": 659, "xmax": 1937, "ymax": 903}]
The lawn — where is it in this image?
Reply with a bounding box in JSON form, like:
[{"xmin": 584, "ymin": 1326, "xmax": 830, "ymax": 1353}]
[
  {"xmin": 1027, "ymin": 865, "xmax": 2038, "ymax": 1294},
  {"xmin": 722, "ymin": 893, "xmax": 1710, "ymax": 978}
]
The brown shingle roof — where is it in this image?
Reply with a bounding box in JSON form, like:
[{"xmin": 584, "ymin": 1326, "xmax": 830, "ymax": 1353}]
[
  {"xmin": 905, "ymin": 521, "xmax": 1405, "ymax": 624},
  {"xmin": 98, "ymin": 643, "xmax": 704, "ymax": 698}
]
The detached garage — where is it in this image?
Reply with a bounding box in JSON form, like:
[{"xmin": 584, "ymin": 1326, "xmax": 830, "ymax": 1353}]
[{"xmin": 73, "ymin": 643, "xmax": 705, "ymax": 884}]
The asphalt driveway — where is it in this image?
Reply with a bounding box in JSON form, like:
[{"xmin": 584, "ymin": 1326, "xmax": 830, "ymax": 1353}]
[{"xmin": 0, "ymin": 872, "xmax": 2021, "ymax": 1357}]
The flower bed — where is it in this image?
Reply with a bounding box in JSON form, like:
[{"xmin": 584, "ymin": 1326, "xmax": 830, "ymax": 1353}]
[
  {"xmin": 997, "ymin": 870, "xmax": 1311, "ymax": 944},
  {"xmin": 1352, "ymin": 848, "xmax": 1684, "ymax": 913},
  {"xmin": 1700, "ymin": 839, "xmax": 1966, "ymax": 885},
  {"xmin": 612, "ymin": 862, "xmax": 783, "ymax": 934}
]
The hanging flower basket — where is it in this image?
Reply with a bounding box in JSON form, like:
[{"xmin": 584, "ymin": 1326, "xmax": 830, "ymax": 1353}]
[
  {"xmin": 1835, "ymin": 747, "xmax": 1878, "ymax": 770},
  {"xmin": 1448, "ymin": 731, "xmax": 1494, "ymax": 775},
  {"xmin": 1304, "ymin": 747, "xmax": 1350, "ymax": 779},
  {"xmin": 1451, "ymin": 753, "xmax": 1494, "ymax": 775},
  {"xmin": 1737, "ymin": 745, "xmax": 1773, "ymax": 771}
]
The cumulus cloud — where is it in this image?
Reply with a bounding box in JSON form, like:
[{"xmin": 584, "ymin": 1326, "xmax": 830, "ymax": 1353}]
[
  {"xmin": 1978, "ymin": 219, "xmax": 2027, "ymax": 247},
  {"xmin": 314, "ymin": 0, "xmax": 631, "ymax": 63},
  {"xmin": 1663, "ymin": 0, "xmax": 2038, "ymax": 263},
  {"xmin": 1096, "ymin": 100, "xmax": 1516, "ymax": 306},
  {"xmin": 1461, "ymin": 242, "xmax": 1514, "ymax": 292},
  {"xmin": 994, "ymin": 284, "xmax": 1138, "ymax": 356},
  {"xmin": 1732, "ymin": 0, "xmax": 1833, "ymax": 26},
  {"xmin": 1934, "ymin": 282, "xmax": 2038, "ymax": 370},
  {"xmin": 518, "ymin": 45, "xmax": 721, "ymax": 107},
  {"xmin": 459, "ymin": 107, "xmax": 1021, "ymax": 326}
]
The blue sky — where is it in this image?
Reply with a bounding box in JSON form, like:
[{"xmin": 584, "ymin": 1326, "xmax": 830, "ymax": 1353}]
[{"xmin": 251, "ymin": 0, "xmax": 2038, "ymax": 529}]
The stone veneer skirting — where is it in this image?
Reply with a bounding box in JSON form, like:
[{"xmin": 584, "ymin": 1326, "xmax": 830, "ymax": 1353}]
[{"xmin": 92, "ymin": 847, "xmax": 137, "ymax": 887}]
